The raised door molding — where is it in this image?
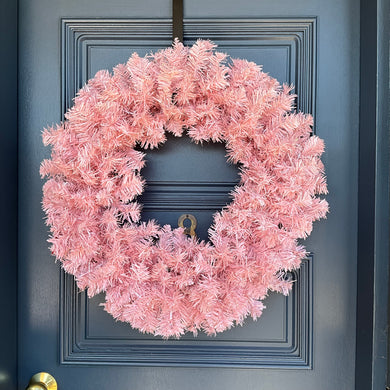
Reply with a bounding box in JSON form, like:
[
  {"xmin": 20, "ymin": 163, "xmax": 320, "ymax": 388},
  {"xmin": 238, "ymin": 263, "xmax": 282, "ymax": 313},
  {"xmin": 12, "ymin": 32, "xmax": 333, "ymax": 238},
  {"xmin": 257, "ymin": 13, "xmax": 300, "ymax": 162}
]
[
  {"xmin": 62, "ymin": 18, "xmax": 316, "ymax": 119},
  {"xmin": 60, "ymin": 18, "xmax": 316, "ymax": 368},
  {"xmin": 61, "ymin": 257, "xmax": 313, "ymax": 368}
]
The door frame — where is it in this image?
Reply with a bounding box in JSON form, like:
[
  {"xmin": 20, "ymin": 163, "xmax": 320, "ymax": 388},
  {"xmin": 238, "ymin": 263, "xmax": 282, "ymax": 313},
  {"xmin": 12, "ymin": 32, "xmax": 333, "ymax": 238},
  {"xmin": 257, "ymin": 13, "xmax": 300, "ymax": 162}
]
[
  {"xmin": 1, "ymin": 0, "xmax": 388, "ymax": 388},
  {"xmin": 0, "ymin": 0, "xmax": 18, "ymax": 389},
  {"xmin": 356, "ymin": 0, "xmax": 390, "ymax": 389}
]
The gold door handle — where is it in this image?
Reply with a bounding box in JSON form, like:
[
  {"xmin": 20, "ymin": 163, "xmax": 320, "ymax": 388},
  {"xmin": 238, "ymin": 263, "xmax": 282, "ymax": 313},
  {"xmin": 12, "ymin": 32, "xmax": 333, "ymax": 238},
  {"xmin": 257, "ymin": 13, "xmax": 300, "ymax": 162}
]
[{"xmin": 26, "ymin": 373, "xmax": 57, "ymax": 390}]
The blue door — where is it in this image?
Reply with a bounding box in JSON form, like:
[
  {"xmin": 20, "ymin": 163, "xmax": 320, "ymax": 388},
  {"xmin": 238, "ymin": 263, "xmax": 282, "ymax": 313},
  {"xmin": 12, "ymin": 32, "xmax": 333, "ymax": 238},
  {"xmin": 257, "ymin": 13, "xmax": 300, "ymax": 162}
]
[{"xmin": 18, "ymin": 0, "xmax": 362, "ymax": 388}]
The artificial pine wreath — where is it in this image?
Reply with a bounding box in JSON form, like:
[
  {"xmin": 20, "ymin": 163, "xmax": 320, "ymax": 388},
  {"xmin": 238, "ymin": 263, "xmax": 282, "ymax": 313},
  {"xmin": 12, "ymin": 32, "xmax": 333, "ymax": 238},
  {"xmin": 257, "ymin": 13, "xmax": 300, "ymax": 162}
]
[{"xmin": 41, "ymin": 40, "xmax": 328, "ymax": 338}]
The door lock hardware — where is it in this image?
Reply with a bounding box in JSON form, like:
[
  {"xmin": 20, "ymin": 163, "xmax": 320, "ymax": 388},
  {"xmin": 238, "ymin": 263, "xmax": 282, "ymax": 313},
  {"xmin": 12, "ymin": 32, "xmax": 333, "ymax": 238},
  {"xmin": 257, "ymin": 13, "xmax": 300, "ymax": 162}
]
[
  {"xmin": 178, "ymin": 214, "xmax": 197, "ymax": 238},
  {"xmin": 26, "ymin": 372, "xmax": 57, "ymax": 390}
]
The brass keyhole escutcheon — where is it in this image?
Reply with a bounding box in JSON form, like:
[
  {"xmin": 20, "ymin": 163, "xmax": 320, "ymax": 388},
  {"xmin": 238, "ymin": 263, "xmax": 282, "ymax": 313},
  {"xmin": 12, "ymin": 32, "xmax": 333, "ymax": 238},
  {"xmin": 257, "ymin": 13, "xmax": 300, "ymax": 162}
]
[{"xmin": 178, "ymin": 214, "xmax": 197, "ymax": 238}]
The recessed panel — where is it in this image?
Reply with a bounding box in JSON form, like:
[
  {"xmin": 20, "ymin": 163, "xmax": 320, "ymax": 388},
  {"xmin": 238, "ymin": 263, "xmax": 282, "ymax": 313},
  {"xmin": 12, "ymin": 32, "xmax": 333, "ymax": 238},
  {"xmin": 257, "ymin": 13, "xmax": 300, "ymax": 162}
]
[
  {"xmin": 88, "ymin": 45, "xmax": 165, "ymax": 78},
  {"xmin": 86, "ymin": 290, "xmax": 288, "ymax": 343},
  {"xmin": 219, "ymin": 45, "xmax": 291, "ymax": 85}
]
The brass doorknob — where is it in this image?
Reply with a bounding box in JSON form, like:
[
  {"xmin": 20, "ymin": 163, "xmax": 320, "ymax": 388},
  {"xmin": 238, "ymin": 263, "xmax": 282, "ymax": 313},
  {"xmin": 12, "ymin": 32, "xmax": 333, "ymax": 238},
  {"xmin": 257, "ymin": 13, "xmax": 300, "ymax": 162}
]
[{"xmin": 26, "ymin": 373, "xmax": 57, "ymax": 390}]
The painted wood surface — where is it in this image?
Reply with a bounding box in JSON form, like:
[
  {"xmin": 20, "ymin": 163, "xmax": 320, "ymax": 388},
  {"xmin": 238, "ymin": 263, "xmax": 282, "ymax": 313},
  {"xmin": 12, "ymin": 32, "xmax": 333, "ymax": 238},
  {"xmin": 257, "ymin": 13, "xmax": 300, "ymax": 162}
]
[{"xmin": 18, "ymin": 0, "xmax": 363, "ymax": 389}]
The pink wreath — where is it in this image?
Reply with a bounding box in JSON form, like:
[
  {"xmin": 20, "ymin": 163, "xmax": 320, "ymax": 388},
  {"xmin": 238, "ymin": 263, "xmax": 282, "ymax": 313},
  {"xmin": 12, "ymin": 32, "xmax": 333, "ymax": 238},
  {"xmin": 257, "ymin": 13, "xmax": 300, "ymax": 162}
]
[{"xmin": 41, "ymin": 40, "xmax": 328, "ymax": 338}]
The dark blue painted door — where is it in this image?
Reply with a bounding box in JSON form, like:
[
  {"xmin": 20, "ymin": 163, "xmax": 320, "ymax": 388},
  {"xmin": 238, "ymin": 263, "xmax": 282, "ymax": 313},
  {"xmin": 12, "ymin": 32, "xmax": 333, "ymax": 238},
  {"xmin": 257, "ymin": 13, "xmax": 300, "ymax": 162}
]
[{"xmin": 18, "ymin": 1, "xmax": 359, "ymax": 389}]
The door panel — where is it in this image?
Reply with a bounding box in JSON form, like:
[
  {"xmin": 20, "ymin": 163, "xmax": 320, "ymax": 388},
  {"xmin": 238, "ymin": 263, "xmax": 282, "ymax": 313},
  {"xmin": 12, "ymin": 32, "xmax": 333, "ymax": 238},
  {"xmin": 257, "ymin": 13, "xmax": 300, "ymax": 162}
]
[
  {"xmin": 19, "ymin": 1, "xmax": 359, "ymax": 389},
  {"xmin": 59, "ymin": 18, "xmax": 313, "ymax": 369}
]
